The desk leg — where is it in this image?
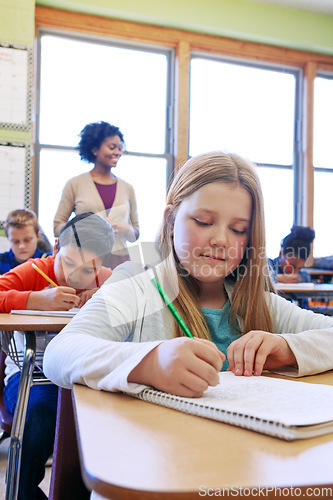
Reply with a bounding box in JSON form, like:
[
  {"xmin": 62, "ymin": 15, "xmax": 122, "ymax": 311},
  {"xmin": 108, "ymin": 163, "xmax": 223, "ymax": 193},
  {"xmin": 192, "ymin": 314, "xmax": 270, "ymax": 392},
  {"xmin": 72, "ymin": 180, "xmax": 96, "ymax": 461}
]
[{"xmin": 5, "ymin": 332, "xmax": 36, "ymax": 500}]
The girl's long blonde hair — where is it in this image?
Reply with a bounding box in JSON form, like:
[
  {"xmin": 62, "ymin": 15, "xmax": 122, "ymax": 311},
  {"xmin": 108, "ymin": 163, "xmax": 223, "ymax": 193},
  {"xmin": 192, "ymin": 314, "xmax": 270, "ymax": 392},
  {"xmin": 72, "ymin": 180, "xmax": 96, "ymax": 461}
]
[{"xmin": 156, "ymin": 151, "xmax": 275, "ymax": 339}]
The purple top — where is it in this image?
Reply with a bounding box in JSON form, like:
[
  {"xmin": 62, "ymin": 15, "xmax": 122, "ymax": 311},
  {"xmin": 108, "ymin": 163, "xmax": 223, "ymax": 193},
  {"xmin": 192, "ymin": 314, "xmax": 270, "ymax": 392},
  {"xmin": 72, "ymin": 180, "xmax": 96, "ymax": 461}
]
[{"xmin": 94, "ymin": 181, "xmax": 117, "ymax": 211}]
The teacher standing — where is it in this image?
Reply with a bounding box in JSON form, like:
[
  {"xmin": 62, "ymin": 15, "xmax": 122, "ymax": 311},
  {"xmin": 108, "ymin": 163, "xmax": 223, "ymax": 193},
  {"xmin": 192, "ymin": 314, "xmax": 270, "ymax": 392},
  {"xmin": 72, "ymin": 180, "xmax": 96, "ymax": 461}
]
[{"xmin": 53, "ymin": 121, "xmax": 140, "ymax": 269}]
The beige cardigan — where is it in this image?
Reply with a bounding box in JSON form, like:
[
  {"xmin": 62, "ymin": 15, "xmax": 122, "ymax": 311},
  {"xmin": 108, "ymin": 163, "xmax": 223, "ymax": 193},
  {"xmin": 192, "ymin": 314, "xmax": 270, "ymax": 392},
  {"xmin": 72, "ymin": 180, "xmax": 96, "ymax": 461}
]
[{"xmin": 53, "ymin": 172, "xmax": 139, "ymax": 255}]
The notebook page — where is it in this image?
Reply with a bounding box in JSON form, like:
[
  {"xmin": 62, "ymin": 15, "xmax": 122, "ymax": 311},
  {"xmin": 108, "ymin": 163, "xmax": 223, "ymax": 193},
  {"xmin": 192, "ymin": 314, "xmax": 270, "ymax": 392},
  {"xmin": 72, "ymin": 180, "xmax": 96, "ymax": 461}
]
[
  {"xmin": 10, "ymin": 308, "xmax": 79, "ymax": 317},
  {"xmin": 141, "ymin": 372, "xmax": 333, "ymax": 427},
  {"xmin": 189, "ymin": 372, "xmax": 333, "ymax": 426}
]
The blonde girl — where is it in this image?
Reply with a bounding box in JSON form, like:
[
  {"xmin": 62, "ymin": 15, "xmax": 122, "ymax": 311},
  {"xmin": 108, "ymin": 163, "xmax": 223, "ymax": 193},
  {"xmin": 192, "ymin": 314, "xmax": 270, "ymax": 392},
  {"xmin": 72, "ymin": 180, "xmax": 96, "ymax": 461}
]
[
  {"xmin": 44, "ymin": 152, "xmax": 333, "ymax": 400},
  {"xmin": 157, "ymin": 151, "xmax": 275, "ymax": 338}
]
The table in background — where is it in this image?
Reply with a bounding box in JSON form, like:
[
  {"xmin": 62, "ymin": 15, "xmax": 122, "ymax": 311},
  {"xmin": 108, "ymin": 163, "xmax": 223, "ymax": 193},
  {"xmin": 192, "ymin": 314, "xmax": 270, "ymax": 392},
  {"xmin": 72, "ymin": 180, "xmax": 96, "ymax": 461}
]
[
  {"xmin": 276, "ymin": 283, "xmax": 333, "ymax": 297},
  {"xmin": 276, "ymin": 283, "xmax": 333, "ymax": 313},
  {"xmin": 306, "ymin": 268, "xmax": 333, "ymax": 284},
  {"xmin": 73, "ymin": 371, "xmax": 333, "ymax": 499},
  {"xmin": 0, "ymin": 313, "xmax": 71, "ymax": 500}
]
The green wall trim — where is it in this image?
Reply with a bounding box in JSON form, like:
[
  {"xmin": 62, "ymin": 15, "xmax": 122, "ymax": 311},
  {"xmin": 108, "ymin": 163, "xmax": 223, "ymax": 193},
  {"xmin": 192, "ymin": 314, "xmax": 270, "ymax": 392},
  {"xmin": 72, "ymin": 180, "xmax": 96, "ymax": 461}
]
[
  {"xmin": 35, "ymin": 0, "xmax": 333, "ymax": 55},
  {"xmin": 0, "ymin": 0, "xmax": 35, "ymax": 141},
  {"xmin": 0, "ymin": 130, "xmax": 32, "ymax": 143},
  {"xmin": 0, "ymin": 0, "xmax": 35, "ymax": 45}
]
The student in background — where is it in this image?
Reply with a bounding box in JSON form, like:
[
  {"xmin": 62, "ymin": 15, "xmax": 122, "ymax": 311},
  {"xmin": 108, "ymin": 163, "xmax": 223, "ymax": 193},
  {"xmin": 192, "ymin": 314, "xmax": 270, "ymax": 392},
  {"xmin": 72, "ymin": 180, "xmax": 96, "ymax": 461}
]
[
  {"xmin": 37, "ymin": 224, "xmax": 53, "ymax": 254},
  {"xmin": 269, "ymin": 225, "xmax": 315, "ymax": 284},
  {"xmin": 44, "ymin": 152, "xmax": 333, "ymax": 418},
  {"xmin": 53, "ymin": 121, "xmax": 140, "ymax": 269},
  {"xmin": 312, "ymin": 254, "xmax": 333, "ymax": 270},
  {"xmin": 1, "ymin": 212, "xmax": 114, "ymax": 500},
  {"xmin": 0, "ymin": 209, "xmax": 52, "ymax": 275}
]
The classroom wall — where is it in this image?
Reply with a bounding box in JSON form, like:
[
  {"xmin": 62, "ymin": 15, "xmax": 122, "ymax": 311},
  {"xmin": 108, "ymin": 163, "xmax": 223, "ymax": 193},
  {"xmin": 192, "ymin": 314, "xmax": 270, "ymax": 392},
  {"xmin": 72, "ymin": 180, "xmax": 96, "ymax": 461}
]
[
  {"xmin": 0, "ymin": 0, "xmax": 35, "ymax": 246},
  {"xmin": 36, "ymin": 0, "xmax": 333, "ymax": 55},
  {"xmin": 0, "ymin": 0, "xmax": 332, "ymax": 144},
  {"xmin": 0, "ymin": 0, "xmax": 332, "ymax": 145},
  {"xmin": 0, "ymin": 0, "xmax": 333, "ymax": 238},
  {"xmin": 0, "ymin": 0, "xmax": 35, "ymax": 45},
  {"xmin": 0, "ymin": 0, "xmax": 35, "ymax": 144}
]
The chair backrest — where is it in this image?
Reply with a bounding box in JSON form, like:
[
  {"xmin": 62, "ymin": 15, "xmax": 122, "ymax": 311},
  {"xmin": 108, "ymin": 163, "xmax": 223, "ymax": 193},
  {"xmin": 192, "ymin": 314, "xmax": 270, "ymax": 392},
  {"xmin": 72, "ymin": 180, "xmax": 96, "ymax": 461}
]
[
  {"xmin": 0, "ymin": 348, "xmax": 13, "ymax": 435},
  {"xmin": 48, "ymin": 387, "xmax": 90, "ymax": 500}
]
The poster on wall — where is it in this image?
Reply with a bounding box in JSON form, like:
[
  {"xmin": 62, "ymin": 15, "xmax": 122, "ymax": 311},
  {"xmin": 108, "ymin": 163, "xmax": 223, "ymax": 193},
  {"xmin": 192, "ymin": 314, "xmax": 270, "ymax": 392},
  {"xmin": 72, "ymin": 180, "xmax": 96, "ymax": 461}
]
[
  {"xmin": 0, "ymin": 42, "xmax": 32, "ymax": 131},
  {"xmin": 0, "ymin": 142, "xmax": 31, "ymax": 224}
]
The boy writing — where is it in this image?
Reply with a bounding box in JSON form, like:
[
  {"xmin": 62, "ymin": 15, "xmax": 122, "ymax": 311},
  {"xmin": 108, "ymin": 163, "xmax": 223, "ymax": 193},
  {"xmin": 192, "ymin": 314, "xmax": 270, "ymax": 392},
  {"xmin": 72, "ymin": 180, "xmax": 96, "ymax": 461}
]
[
  {"xmin": 0, "ymin": 208, "xmax": 52, "ymax": 275},
  {"xmin": 0, "ymin": 211, "xmax": 114, "ymax": 500}
]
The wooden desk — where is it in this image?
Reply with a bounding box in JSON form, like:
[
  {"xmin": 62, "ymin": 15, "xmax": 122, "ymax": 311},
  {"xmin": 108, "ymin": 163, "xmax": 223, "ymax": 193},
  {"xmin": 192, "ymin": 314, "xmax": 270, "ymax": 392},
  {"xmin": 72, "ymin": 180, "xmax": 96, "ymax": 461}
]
[
  {"xmin": 73, "ymin": 372, "xmax": 333, "ymax": 500},
  {"xmin": 306, "ymin": 269, "xmax": 333, "ymax": 277},
  {"xmin": 276, "ymin": 283, "xmax": 333, "ymax": 298},
  {"xmin": 0, "ymin": 313, "xmax": 71, "ymax": 331},
  {"xmin": 304, "ymin": 269, "xmax": 333, "ymax": 285},
  {"xmin": 0, "ymin": 313, "xmax": 71, "ymax": 500}
]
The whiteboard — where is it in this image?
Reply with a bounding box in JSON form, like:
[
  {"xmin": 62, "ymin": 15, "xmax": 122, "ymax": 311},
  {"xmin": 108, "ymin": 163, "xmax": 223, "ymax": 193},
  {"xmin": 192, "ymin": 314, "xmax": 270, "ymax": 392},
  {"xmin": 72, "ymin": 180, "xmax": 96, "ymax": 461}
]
[
  {"xmin": 0, "ymin": 43, "xmax": 32, "ymax": 130},
  {"xmin": 0, "ymin": 142, "xmax": 30, "ymax": 223}
]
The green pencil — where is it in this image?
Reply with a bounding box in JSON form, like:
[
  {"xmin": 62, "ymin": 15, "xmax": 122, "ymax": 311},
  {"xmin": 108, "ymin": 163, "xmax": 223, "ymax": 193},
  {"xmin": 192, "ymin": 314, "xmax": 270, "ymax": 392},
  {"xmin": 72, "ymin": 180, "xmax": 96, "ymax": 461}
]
[{"xmin": 146, "ymin": 266, "xmax": 194, "ymax": 339}]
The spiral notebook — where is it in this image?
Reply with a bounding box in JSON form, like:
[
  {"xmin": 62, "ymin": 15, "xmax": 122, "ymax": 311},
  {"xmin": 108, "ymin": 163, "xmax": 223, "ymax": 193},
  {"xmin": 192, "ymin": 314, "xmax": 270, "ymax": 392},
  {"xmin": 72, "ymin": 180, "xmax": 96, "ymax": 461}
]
[{"xmin": 130, "ymin": 372, "xmax": 333, "ymax": 441}]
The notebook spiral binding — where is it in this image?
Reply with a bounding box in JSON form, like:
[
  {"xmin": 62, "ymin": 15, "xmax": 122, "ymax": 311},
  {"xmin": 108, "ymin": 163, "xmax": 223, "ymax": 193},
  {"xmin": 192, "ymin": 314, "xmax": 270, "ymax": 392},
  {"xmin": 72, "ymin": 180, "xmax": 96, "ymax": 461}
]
[{"xmin": 136, "ymin": 388, "xmax": 293, "ymax": 440}]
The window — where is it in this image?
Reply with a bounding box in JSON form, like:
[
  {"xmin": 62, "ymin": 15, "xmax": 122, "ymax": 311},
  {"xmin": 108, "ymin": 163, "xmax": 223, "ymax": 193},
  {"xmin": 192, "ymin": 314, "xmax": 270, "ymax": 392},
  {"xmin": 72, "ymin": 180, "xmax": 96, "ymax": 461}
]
[
  {"xmin": 35, "ymin": 7, "xmax": 333, "ymax": 265},
  {"xmin": 313, "ymin": 73, "xmax": 333, "ymax": 257},
  {"xmin": 189, "ymin": 55, "xmax": 300, "ymax": 258},
  {"xmin": 36, "ymin": 32, "xmax": 173, "ymax": 246}
]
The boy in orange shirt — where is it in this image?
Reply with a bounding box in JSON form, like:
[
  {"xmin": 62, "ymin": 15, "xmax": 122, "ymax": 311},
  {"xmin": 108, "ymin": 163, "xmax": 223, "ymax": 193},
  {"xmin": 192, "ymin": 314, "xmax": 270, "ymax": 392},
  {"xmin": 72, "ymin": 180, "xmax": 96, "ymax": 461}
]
[{"xmin": 1, "ymin": 211, "xmax": 114, "ymax": 500}]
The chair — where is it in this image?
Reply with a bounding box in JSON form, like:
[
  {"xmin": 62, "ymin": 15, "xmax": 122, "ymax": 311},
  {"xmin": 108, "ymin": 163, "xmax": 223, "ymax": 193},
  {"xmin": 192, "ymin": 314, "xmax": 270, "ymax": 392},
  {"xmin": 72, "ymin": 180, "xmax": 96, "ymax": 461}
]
[
  {"xmin": 0, "ymin": 344, "xmax": 89, "ymax": 499},
  {"xmin": 48, "ymin": 387, "xmax": 90, "ymax": 500},
  {"xmin": 0, "ymin": 349, "xmax": 13, "ymax": 443},
  {"xmin": 310, "ymin": 306, "xmax": 333, "ymax": 316}
]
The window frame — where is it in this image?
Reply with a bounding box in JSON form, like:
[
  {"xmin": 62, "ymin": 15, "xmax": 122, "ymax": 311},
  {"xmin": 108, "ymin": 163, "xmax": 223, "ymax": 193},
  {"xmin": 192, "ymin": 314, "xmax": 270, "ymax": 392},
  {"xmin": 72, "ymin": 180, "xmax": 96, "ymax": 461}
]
[
  {"xmin": 314, "ymin": 69, "xmax": 333, "ymax": 173},
  {"xmin": 189, "ymin": 51, "xmax": 304, "ymax": 223},
  {"xmin": 34, "ymin": 27, "xmax": 175, "ymax": 214},
  {"xmin": 312, "ymin": 70, "xmax": 333, "ymax": 255},
  {"xmin": 35, "ymin": 5, "xmax": 333, "ymax": 231}
]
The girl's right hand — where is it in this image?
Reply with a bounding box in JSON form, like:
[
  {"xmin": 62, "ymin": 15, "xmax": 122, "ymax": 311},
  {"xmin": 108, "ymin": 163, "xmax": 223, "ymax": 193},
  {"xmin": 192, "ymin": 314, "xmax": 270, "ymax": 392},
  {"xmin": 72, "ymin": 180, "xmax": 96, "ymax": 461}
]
[
  {"xmin": 26, "ymin": 286, "xmax": 80, "ymax": 311},
  {"xmin": 128, "ymin": 337, "xmax": 225, "ymax": 398}
]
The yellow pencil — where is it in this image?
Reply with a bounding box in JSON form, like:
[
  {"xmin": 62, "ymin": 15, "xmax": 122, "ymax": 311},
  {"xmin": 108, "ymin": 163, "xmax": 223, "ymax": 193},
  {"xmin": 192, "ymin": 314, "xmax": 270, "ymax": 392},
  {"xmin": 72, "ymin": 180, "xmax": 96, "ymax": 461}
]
[{"xmin": 31, "ymin": 263, "xmax": 58, "ymax": 287}]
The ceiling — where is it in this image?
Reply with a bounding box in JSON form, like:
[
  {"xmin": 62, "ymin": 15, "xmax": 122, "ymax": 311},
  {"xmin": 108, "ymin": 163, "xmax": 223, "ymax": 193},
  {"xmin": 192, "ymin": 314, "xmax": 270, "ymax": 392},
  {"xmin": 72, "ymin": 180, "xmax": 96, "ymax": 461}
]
[{"xmin": 255, "ymin": 0, "xmax": 333, "ymax": 15}]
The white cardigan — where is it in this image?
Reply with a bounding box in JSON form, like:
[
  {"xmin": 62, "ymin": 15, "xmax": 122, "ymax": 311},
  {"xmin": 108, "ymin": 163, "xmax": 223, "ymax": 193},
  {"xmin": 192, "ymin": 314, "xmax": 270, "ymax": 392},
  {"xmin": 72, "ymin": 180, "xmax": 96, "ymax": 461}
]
[
  {"xmin": 53, "ymin": 172, "xmax": 139, "ymax": 255},
  {"xmin": 43, "ymin": 262, "xmax": 333, "ymax": 394}
]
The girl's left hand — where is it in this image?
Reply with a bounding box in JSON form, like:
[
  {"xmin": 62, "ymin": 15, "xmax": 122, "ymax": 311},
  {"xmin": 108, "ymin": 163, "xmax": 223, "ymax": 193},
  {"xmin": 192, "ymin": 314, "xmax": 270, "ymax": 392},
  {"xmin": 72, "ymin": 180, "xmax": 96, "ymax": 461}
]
[{"xmin": 227, "ymin": 331, "xmax": 297, "ymax": 376}]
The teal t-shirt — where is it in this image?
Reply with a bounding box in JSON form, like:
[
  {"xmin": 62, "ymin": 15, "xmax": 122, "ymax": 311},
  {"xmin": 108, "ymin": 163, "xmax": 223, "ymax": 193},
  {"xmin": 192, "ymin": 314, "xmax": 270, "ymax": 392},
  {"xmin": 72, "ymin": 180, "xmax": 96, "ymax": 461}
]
[{"xmin": 201, "ymin": 300, "xmax": 242, "ymax": 371}]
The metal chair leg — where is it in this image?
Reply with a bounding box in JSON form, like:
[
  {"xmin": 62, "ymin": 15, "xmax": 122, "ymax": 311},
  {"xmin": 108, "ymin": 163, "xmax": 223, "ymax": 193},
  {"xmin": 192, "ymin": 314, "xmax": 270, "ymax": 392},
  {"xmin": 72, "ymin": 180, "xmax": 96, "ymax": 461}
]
[{"xmin": 5, "ymin": 332, "xmax": 36, "ymax": 500}]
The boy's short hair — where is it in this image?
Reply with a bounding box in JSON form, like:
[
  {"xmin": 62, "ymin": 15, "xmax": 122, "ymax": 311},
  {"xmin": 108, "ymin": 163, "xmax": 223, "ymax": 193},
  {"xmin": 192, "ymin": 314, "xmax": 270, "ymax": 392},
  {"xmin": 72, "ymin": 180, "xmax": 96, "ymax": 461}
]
[
  {"xmin": 4, "ymin": 209, "xmax": 39, "ymax": 236},
  {"xmin": 59, "ymin": 212, "xmax": 115, "ymax": 262}
]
